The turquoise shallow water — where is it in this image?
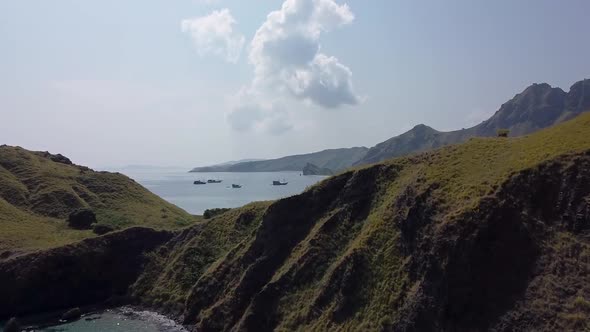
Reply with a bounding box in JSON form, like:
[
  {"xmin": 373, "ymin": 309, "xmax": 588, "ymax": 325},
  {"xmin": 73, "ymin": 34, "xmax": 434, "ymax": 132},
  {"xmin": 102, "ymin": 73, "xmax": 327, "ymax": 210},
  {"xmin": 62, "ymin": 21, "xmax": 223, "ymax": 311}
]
[
  {"xmin": 1, "ymin": 307, "xmax": 188, "ymax": 332},
  {"xmin": 112, "ymin": 167, "xmax": 327, "ymax": 215}
]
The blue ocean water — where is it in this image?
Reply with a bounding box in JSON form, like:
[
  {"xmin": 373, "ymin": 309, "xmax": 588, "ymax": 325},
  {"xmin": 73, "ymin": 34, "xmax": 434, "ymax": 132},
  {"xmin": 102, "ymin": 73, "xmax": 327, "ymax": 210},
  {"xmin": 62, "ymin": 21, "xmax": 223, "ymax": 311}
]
[{"xmin": 114, "ymin": 167, "xmax": 327, "ymax": 215}]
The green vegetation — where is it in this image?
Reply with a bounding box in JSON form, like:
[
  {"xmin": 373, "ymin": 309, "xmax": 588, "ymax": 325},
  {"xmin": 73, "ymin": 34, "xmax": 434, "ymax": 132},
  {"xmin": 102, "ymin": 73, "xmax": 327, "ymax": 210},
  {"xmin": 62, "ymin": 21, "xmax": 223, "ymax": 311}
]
[
  {"xmin": 573, "ymin": 296, "xmax": 590, "ymax": 311},
  {"xmin": 0, "ymin": 146, "xmax": 197, "ymax": 252},
  {"xmin": 496, "ymin": 128, "xmax": 510, "ymax": 137},
  {"xmin": 133, "ymin": 113, "xmax": 590, "ymax": 331},
  {"xmin": 3, "ymin": 112, "xmax": 590, "ymax": 329},
  {"xmin": 365, "ymin": 111, "xmax": 590, "ymax": 214},
  {"xmin": 203, "ymin": 208, "xmax": 232, "ymax": 219},
  {"xmin": 132, "ymin": 202, "xmax": 270, "ymax": 313}
]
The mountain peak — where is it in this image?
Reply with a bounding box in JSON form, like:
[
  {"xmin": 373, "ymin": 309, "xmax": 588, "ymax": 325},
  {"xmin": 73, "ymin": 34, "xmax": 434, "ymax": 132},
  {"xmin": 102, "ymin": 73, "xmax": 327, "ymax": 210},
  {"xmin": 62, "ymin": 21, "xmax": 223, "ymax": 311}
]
[
  {"xmin": 566, "ymin": 79, "xmax": 590, "ymax": 112},
  {"xmin": 356, "ymin": 79, "xmax": 590, "ymax": 166},
  {"xmin": 410, "ymin": 123, "xmax": 437, "ymax": 133}
]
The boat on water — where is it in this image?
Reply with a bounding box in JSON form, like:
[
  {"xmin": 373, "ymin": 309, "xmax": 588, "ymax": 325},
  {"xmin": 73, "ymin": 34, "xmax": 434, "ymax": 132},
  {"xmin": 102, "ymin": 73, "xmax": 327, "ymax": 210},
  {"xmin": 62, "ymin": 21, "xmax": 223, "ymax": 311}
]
[
  {"xmin": 272, "ymin": 180, "xmax": 288, "ymax": 186},
  {"xmin": 207, "ymin": 179, "xmax": 223, "ymax": 183},
  {"xmin": 194, "ymin": 180, "xmax": 206, "ymax": 185},
  {"xmin": 232, "ymin": 184, "xmax": 242, "ymax": 188}
]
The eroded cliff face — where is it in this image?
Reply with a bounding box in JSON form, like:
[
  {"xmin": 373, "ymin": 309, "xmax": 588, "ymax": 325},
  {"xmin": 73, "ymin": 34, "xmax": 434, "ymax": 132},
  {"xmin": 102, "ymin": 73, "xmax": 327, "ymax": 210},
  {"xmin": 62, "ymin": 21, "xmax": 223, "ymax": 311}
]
[
  {"xmin": 129, "ymin": 152, "xmax": 589, "ymax": 332},
  {"xmin": 394, "ymin": 152, "xmax": 590, "ymax": 332},
  {"xmin": 0, "ymin": 227, "xmax": 173, "ymax": 319}
]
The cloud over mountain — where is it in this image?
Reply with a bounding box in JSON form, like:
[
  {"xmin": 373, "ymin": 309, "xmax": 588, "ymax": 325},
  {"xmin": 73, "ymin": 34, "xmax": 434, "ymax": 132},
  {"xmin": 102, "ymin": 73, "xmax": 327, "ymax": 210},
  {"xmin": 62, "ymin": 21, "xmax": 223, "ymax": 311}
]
[
  {"xmin": 250, "ymin": 0, "xmax": 359, "ymax": 107},
  {"xmin": 227, "ymin": 0, "xmax": 360, "ymax": 134}
]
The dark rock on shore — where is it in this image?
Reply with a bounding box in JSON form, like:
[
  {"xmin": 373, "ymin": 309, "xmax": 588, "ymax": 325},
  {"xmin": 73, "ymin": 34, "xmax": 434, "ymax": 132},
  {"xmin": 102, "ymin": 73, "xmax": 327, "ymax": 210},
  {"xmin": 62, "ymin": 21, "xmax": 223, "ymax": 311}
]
[
  {"xmin": 67, "ymin": 209, "xmax": 97, "ymax": 229},
  {"xmin": 4, "ymin": 317, "xmax": 20, "ymax": 332},
  {"xmin": 0, "ymin": 227, "xmax": 173, "ymax": 319},
  {"xmin": 61, "ymin": 307, "xmax": 82, "ymax": 321}
]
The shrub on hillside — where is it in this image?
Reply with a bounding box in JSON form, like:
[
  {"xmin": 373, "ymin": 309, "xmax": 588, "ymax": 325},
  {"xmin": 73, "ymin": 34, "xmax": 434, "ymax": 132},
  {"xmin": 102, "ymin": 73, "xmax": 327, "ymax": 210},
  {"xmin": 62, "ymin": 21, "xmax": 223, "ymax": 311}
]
[
  {"xmin": 67, "ymin": 208, "xmax": 97, "ymax": 229},
  {"xmin": 203, "ymin": 208, "xmax": 231, "ymax": 219},
  {"xmin": 497, "ymin": 129, "xmax": 510, "ymax": 137}
]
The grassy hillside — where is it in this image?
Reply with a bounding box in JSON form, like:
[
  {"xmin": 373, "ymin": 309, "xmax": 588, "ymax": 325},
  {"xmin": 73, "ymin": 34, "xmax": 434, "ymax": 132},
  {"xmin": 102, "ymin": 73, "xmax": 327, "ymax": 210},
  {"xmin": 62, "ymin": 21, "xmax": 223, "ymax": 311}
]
[
  {"xmin": 0, "ymin": 146, "xmax": 196, "ymax": 252},
  {"xmin": 132, "ymin": 113, "xmax": 590, "ymax": 331}
]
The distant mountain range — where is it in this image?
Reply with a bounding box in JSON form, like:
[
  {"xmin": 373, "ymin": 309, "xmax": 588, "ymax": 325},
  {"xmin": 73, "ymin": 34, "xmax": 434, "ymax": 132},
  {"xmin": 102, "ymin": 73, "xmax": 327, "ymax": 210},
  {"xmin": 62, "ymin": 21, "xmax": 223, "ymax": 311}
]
[
  {"xmin": 190, "ymin": 147, "xmax": 368, "ymax": 173},
  {"xmin": 191, "ymin": 79, "xmax": 590, "ymax": 173},
  {"xmin": 357, "ymin": 79, "xmax": 590, "ymax": 165}
]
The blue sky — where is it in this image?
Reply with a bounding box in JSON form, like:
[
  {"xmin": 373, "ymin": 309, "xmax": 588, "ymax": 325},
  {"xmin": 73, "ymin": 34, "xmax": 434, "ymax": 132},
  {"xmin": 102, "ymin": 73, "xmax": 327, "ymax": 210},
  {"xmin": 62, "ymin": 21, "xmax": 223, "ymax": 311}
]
[{"xmin": 1, "ymin": 0, "xmax": 589, "ymax": 168}]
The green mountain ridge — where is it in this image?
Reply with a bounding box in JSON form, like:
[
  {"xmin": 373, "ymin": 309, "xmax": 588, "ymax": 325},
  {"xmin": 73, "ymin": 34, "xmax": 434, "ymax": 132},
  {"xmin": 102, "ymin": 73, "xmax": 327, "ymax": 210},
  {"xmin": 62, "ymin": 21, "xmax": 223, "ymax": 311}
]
[
  {"xmin": 0, "ymin": 145, "xmax": 197, "ymax": 253},
  {"xmin": 4, "ymin": 113, "xmax": 589, "ymax": 331},
  {"xmin": 128, "ymin": 112, "xmax": 590, "ymax": 331}
]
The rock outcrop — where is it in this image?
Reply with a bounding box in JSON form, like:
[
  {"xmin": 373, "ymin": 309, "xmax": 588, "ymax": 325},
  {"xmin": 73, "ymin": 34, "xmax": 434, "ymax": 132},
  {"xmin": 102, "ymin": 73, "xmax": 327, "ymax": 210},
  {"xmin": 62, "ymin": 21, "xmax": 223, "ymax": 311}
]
[
  {"xmin": 3, "ymin": 317, "xmax": 20, "ymax": 332},
  {"xmin": 67, "ymin": 209, "xmax": 97, "ymax": 229},
  {"xmin": 61, "ymin": 307, "xmax": 82, "ymax": 321},
  {"xmin": 0, "ymin": 227, "xmax": 173, "ymax": 319}
]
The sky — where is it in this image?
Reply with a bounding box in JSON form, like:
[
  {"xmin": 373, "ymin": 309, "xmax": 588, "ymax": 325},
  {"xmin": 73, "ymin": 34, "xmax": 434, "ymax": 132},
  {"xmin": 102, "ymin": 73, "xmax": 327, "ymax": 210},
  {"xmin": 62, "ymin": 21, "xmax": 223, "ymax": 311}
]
[{"xmin": 1, "ymin": 0, "xmax": 589, "ymax": 169}]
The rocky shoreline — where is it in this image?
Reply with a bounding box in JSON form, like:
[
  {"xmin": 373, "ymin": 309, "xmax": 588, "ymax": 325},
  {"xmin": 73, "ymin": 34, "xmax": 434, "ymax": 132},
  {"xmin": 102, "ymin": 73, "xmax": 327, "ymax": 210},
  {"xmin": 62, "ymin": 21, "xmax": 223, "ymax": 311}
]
[
  {"xmin": 0, "ymin": 227, "xmax": 173, "ymax": 321},
  {"xmin": 3, "ymin": 305, "xmax": 189, "ymax": 332}
]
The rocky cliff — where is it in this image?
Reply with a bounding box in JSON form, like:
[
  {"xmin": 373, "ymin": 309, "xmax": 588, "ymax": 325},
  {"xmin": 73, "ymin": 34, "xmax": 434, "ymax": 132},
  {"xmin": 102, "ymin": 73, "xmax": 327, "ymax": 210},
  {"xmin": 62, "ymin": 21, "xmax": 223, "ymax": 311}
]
[
  {"xmin": 0, "ymin": 227, "xmax": 173, "ymax": 319},
  {"xmin": 131, "ymin": 113, "xmax": 590, "ymax": 331}
]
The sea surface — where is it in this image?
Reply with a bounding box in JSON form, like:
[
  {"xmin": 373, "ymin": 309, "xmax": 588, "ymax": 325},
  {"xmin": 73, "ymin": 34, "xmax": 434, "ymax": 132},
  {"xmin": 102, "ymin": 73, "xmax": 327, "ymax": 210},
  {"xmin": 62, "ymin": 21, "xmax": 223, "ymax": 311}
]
[
  {"xmin": 111, "ymin": 167, "xmax": 327, "ymax": 215},
  {"xmin": 0, "ymin": 307, "xmax": 188, "ymax": 332}
]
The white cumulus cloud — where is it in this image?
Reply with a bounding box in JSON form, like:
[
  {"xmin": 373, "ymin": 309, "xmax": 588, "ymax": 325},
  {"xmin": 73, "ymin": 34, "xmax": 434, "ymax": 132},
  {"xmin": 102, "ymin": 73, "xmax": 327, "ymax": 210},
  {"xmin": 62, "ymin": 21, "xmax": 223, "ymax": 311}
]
[
  {"xmin": 181, "ymin": 9, "xmax": 245, "ymax": 63},
  {"xmin": 228, "ymin": 0, "xmax": 360, "ymax": 135},
  {"xmin": 249, "ymin": 0, "xmax": 359, "ymax": 107}
]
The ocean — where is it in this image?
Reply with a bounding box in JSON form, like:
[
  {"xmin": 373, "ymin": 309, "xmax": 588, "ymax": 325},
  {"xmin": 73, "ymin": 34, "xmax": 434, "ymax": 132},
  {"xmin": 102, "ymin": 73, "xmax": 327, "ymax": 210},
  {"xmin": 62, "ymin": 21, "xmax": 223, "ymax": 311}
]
[{"xmin": 113, "ymin": 167, "xmax": 328, "ymax": 215}]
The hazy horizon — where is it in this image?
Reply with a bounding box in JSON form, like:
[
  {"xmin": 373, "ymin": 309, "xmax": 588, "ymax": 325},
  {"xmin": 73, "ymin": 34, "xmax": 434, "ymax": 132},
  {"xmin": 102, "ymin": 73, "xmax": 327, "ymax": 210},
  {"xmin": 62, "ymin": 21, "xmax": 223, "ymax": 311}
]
[{"xmin": 1, "ymin": 0, "xmax": 589, "ymax": 169}]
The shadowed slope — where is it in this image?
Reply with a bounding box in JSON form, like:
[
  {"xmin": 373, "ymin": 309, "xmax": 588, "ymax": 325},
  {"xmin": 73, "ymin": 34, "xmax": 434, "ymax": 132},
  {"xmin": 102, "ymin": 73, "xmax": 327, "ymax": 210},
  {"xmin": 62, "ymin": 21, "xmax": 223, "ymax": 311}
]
[{"xmin": 132, "ymin": 113, "xmax": 590, "ymax": 331}]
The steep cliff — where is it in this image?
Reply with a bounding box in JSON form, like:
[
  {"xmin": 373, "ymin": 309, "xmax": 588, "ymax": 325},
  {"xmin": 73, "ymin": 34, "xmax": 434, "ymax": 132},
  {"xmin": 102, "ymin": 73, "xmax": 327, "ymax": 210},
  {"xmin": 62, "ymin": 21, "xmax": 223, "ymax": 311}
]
[{"xmin": 129, "ymin": 113, "xmax": 590, "ymax": 331}]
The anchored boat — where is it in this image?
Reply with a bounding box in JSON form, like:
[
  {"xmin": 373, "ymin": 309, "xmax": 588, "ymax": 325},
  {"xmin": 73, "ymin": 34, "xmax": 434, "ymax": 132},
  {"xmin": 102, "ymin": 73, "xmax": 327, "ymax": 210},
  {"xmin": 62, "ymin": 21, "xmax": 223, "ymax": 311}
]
[
  {"xmin": 272, "ymin": 180, "xmax": 288, "ymax": 186},
  {"xmin": 194, "ymin": 180, "xmax": 206, "ymax": 185}
]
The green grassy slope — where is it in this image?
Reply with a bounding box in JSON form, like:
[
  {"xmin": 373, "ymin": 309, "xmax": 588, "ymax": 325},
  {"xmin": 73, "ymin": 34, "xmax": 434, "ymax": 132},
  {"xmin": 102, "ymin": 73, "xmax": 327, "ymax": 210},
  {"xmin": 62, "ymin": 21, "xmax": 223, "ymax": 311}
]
[
  {"xmin": 133, "ymin": 113, "xmax": 590, "ymax": 331},
  {"xmin": 0, "ymin": 146, "xmax": 196, "ymax": 252}
]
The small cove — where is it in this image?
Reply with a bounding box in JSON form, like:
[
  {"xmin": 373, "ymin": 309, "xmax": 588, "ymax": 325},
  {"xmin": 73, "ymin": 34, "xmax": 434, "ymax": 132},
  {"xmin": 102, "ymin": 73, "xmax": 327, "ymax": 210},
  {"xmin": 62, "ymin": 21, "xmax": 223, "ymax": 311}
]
[{"xmin": 1, "ymin": 307, "xmax": 188, "ymax": 332}]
